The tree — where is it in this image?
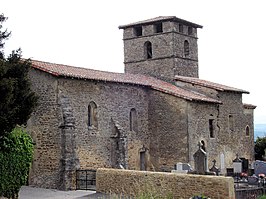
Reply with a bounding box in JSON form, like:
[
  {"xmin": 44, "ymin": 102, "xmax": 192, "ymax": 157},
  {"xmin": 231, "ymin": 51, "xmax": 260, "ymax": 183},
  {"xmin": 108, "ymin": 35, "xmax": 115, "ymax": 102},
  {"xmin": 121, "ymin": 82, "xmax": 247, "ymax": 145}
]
[
  {"xmin": 255, "ymin": 136, "xmax": 266, "ymax": 160},
  {"xmin": 0, "ymin": 14, "xmax": 11, "ymax": 59},
  {"xmin": 0, "ymin": 14, "xmax": 38, "ymax": 143}
]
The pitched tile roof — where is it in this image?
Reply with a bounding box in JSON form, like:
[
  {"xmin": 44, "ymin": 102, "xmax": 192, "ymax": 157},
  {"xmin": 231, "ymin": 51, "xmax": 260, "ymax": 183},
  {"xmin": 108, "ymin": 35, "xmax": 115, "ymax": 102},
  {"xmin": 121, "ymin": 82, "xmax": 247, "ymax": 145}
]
[
  {"xmin": 118, "ymin": 16, "xmax": 203, "ymax": 29},
  {"xmin": 243, "ymin": 103, "xmax": 256, "ymax": 109},
  {"xmin": 30, "ymin": 59, "xmax": 220, "ymax": 104},
  {"xmin": 175, "ymin": 75, "xmax": 249, "ymax": 94}
]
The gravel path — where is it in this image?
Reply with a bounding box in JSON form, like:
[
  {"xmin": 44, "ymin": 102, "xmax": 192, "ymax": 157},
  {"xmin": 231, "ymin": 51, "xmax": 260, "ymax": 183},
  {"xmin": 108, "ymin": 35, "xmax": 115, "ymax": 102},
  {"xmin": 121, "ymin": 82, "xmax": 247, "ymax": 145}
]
[{"xmin": 18, "ymin": 186, "xmax": 111, "ymax": 199}]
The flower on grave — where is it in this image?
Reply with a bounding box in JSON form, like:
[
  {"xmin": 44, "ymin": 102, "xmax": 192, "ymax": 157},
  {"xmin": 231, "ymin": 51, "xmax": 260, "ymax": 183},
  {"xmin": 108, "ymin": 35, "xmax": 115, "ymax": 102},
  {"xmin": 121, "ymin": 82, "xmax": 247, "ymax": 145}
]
[
  {"xmin": 191, "ymin": 194, "xmax": 210, "ymax": 199},
  {"xmin": 240, "ymin": 172, "xmax": 248, "ymax": 177},
  {"xmin": 258, "ymin": 173, "xmax": 265, "ymax": 178}
]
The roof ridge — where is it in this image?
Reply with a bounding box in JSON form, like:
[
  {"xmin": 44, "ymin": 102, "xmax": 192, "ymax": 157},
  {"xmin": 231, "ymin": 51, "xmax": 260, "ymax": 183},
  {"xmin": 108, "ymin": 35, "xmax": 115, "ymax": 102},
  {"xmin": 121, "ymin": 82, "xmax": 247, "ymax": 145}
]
[
  {"xmin": 175, "ymin": 75, "xmax": 249, "ymax": 94},
  {"xmin": 30, "ymin": 59, "xmax": 220, "ymax": 104}
]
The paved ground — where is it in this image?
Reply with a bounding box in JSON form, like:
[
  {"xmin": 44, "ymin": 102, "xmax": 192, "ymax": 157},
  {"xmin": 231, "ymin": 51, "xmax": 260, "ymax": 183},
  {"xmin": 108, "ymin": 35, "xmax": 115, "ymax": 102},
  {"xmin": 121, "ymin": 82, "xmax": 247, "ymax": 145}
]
[{"xmin": 18, "ymin": 186, "xmax": 111, "ymax": 199}]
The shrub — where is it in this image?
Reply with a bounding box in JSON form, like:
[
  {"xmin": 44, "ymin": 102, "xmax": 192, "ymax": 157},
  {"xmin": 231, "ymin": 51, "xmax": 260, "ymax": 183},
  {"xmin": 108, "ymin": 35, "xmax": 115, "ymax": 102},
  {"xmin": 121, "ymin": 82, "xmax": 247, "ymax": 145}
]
[{"xmin": 0, "ymin": 126, "xmax": 34, "ymax": 199}]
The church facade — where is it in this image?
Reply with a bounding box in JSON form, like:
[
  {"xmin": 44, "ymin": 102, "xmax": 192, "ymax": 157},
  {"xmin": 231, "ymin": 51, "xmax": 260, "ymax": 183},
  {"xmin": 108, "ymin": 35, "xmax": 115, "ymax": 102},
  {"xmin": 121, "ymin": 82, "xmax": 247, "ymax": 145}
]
[{"xmin": 27, "ymin": 16, "xmax": 255, "ymax": 190}]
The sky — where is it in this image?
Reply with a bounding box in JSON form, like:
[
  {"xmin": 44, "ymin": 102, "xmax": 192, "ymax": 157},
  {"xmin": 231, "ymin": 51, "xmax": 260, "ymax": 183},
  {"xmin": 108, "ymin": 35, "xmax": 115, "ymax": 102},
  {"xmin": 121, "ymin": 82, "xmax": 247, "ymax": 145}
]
[{"xmin": 2, "ymin": 0, "xmax": 266, "ymax": 124}]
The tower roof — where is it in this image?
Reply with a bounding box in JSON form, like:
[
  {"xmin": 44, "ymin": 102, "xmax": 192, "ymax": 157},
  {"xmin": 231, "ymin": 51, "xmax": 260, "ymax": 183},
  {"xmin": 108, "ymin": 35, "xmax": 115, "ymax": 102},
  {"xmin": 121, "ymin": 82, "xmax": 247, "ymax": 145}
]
[{"xmin": 118, "ymin": 16, "xmax": 203, "ymax": 29}]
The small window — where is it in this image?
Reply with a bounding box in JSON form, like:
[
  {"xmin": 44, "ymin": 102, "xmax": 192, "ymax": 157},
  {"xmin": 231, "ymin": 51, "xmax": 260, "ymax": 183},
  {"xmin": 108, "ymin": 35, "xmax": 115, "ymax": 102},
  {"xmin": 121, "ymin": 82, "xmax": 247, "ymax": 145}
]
[
  {"xmin": 88, "ymin": 101, "xmax": 98, "ymax": 128},
  {"xmin": 144, "ymin": 41, "xmax": 152, "ymax": 59},
  {"xmin": 188, "ymin": 27, "xmax": 193, "ymax": 35},
  {"xmin": 179, "ymin": 24, "xmax": 183, "ymax": 33},
  {"xmin": 134, "ymin": 26, "xmax": 142, "ymax": 37},
  {"xmin": 209, "ymin": 119, "xmax": 214, "ymax": 138},
  {"xmin": 130, "ymin": 108, "xmax": 137, "ymax": 132},
  {"xmin": 184, "ymin": 40, "xmax": 189, "ymax": 57},
  {"xmin": 245, "ymin": 125, "xmax": 250, "ymax": 136},
  {"xmin": 154, "ymin": 22, "xmax": 163, "ymax": 33},
  {"xmin": 229, "ymin": 115, "xmax": 234, "ymax": 132}
]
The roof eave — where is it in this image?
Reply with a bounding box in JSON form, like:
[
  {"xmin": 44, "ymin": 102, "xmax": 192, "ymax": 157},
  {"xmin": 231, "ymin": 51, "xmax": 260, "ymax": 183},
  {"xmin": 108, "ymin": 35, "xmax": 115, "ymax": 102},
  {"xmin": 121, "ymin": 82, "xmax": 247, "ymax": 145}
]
[{"xmin": 119, "ymin": 16, "xmax": 203, "ymax": 29}]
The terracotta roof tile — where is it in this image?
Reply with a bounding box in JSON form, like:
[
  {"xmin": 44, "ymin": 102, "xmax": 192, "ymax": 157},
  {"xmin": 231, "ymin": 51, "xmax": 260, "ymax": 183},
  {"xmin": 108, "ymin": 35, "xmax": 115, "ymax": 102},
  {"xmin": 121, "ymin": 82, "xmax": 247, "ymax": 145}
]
[
  {"xmin": 243, "ymin": 103, "xmax": 256, "ymax": 109},
  {"xmin": 31, "ymin": 59, "xmax": 220, "ymax": 104},
  {"xmin": 118, "ymin": 16, "xmax": 203, "ymax": 29},
  {"xmin": 175, "ymin": 75, "xmax": 249, "ymax": 94}
]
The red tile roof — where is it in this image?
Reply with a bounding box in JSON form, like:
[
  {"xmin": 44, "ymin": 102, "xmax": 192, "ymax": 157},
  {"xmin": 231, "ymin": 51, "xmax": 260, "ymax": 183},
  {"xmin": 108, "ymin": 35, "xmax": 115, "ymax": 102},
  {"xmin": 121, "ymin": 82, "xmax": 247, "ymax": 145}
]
[
  {"xmin": 175, "ymin": 75, "xmax": 249, "ymax": 94},
  {"xmin": 243, "ymin": 103, "xmax": 256, "ymax": 109},
  {"xmin": 118, "ymin": 16, "xmax": 203, "ymax": 29},
  {"xmin": 30, "ymin": 59, "xmax": 220, "ymax": 104}
]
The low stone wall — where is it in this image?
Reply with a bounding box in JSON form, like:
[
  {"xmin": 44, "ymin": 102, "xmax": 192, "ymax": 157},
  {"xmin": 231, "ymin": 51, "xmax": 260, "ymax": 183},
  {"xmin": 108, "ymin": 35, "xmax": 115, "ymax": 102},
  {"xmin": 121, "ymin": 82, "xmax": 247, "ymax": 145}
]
[{"xmin": 96, "ymin": 168, "xmax": 235, "ymax": 199}]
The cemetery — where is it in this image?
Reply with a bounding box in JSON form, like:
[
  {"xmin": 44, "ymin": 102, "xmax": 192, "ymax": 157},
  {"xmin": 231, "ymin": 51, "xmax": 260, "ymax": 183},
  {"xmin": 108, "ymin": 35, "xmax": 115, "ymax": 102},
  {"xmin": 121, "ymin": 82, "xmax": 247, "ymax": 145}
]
[{"xmin": 93, "ymin": 143, "xmax": 266, "ymax": 199}]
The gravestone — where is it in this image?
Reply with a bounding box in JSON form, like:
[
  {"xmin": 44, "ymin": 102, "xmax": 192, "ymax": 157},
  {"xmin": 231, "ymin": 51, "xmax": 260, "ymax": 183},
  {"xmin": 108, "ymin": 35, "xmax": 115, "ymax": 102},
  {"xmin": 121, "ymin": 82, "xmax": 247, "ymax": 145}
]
[
  {"xmin": 193, "ymin": 142, "xmax": 208, "ymax": 174},
  {"xmin": 209, "ymin": 159, "xmax": 220, "ymax": 175},
  {"xmin": 254, "ymin": 160, "xmax": 266, "ymax": 176},
  {"xmin": 172, "ymin": 162, "xmax": 193, "ymax": 173},
  {"xmin": 220, "ymin": 153, "xmax": 225, "ymax": 174}
]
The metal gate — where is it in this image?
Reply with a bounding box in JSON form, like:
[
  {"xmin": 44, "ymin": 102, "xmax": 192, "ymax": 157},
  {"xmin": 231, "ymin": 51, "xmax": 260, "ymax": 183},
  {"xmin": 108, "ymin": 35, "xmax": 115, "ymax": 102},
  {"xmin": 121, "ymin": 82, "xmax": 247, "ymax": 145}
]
[{"xmin": 76, "ymin": 169, "xmax": 96, "ymax": 190}]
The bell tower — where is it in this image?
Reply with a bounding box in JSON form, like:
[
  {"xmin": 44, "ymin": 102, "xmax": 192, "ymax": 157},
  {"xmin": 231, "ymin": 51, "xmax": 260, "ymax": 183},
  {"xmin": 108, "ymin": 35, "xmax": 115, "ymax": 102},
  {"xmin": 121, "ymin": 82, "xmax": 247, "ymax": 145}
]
[{"xmin": 119, "ymin": 16, "xmax": 202, "ymax": 82}]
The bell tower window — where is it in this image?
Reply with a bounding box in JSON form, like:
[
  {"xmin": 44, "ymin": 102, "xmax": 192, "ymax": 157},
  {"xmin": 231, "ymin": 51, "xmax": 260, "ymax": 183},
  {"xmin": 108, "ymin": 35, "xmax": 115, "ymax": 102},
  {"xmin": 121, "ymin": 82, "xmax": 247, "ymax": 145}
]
[
  {"xmin": 179, "ymin": 24, "xmax": 183, "ymax": 33},
  {"xmin": 144, "ymin": 41, "xmax": 152, "ymax": 59},
  {"xmin": 188, "ymin": 26, "xmax": 193, "ymax": 35},
  {"xmin": 134, "ymin": 26, "xmax": 142, "ymax": 37},
  {"xmin": 154, "ymin": 22, "xmax": 163, "ymax": 33}
]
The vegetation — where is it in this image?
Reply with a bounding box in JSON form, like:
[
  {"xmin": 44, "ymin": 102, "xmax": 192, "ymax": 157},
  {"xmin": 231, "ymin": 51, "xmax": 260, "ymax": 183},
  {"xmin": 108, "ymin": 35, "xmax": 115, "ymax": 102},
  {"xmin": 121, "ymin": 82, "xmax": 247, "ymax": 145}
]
[
  {"xmin": 0, "ymin": 13, "xmax": 37, "ymax": 199},
  {"xmin": 255, "ymin": 136, "xmax": 266, "ymax": 160},
  {"xmin": 0, "ymin": 127, "xmax": 34, "ymax": 199},
  {"xmin": 0, "ymin": 13, "xmax": 38, "ymax": 142}
]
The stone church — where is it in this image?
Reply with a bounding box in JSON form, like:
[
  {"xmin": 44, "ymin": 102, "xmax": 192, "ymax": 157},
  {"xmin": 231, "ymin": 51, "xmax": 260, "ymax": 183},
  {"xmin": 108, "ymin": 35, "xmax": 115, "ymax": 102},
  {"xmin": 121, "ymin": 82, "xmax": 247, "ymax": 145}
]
[{"xmin": 27, "ymin": 16, "xmax": 256, "ymax": 190}]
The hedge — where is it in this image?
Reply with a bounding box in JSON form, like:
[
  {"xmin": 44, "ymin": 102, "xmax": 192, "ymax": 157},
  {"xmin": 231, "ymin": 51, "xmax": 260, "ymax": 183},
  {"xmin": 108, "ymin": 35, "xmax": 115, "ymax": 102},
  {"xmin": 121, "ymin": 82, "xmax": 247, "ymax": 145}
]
[{"xmin": 0, "ymin": 127, "xmax": 34, "ymax": 199}]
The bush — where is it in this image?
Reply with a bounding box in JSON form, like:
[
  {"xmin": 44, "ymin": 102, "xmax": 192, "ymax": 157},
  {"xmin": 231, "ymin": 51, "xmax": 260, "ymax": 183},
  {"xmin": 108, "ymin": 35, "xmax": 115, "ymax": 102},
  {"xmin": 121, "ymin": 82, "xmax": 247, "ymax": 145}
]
[{"xmin": 0, "ymin": 126, "xmax": 34, "ymax": 199}]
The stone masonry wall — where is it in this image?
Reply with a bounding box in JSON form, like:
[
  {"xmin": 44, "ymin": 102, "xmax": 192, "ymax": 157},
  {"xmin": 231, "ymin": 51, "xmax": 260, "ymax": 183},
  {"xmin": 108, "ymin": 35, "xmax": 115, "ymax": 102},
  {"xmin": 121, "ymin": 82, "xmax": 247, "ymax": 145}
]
[
  {"xmin": 148, "ymin": 90, "xmax": 189, "ymax": 172},
  {"xmin": 27, "ymin": 69, "xmax": 62, "ymax": 189},
  {"xmin": 57, "ymin": 78, "xmax": 150, "ymax": 171},
  {"xmin": 123, "ymin": 21, "xmax": 199, "ymax": 81},
  {"xmin": 187, "ymin": 92, "xmax": 254, "ymax": 172},
  {"xmin": 96, "ymin": 168, "xmax": 235, "ymax": 199}
]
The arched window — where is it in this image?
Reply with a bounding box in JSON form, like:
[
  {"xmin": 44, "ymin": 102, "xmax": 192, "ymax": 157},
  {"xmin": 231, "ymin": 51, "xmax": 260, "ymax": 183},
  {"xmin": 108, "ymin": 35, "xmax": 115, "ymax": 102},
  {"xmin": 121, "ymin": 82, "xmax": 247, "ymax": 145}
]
[
  {"xmin": 88, "ymin": 101, "xmax": 98, "ymax": 128},
  {"xmin": 209, "ymin": 119, "xmax": 214, "ymax": 138},
  {"xmin": 144, "ymin": 41, "xmax": 152, "ymax": 59},
  {"xmin": 184, "ymin": 40, "xmax": 189, "ymax": 57},
  {"xmin": 246, "ymin": 125, "xmax": 250, "ymax": 136},
  {"xmin": 130, "ymin": 108, "xmax": 137, "ymax": 132}
]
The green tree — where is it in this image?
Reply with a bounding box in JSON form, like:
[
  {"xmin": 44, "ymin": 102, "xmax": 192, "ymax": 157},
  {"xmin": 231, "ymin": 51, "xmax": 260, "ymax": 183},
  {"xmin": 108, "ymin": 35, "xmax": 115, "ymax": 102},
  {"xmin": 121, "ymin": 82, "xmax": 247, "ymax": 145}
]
[
  {"xmin": 0, "ymin": 14, "xmax": 38, "ymax": 142},
  {"xmin": 255, "ymin": 136, "xmax": 266, "ymax": 160}
]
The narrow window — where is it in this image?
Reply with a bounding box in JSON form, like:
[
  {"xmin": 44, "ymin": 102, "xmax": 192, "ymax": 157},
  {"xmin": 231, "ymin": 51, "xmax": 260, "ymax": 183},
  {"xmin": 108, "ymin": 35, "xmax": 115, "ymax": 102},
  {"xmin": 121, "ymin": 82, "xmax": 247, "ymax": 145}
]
[
  {"xmin": 140, "ymin": 151, "xmax": 146, "ymax": 171},
  {"xmin": 134, "ymin": 26, "xmax": 142, "ymax": 37},
  {"xmin": 184, "ymin": 40, "xmax": 189, "ymax": 57},
  {"xmin": 246, "ymin": 126, "xmax": 250, "ymax": 136},
  {"xmin": 209, "ymin": 119, "xmax": 214, "ymax": 138},
  {"xmin": 229, "ymin": 115, "xmax": 234, "ymax": 132},
  {"xmin": 88, "ymin": 101, "xmax": 98, "ymax": 128},
  {"xmin": 188, "ymin": 26, "xmax": 193, "ymax": 35},
  {"xmin": 130, "ymin": 108, "xmax": 137, "ymax": 132},
  {"xmin": 154, "ymin": 22, "xmax": 163, "ymax": 33},
  {"xmin": 179, "ymin": 24, "xmax": 183, "ymax": 33},
  {"xmin": 144, "ymin": 41, "xmax": 152, "ymax": 59}
]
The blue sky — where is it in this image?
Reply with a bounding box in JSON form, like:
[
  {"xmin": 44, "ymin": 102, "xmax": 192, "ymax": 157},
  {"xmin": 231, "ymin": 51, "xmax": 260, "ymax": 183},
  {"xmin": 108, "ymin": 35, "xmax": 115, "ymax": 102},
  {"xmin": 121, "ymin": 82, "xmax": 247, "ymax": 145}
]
[{"xmin": 2, "ymin": 0, "xmax": 266, "ymax": 124}]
